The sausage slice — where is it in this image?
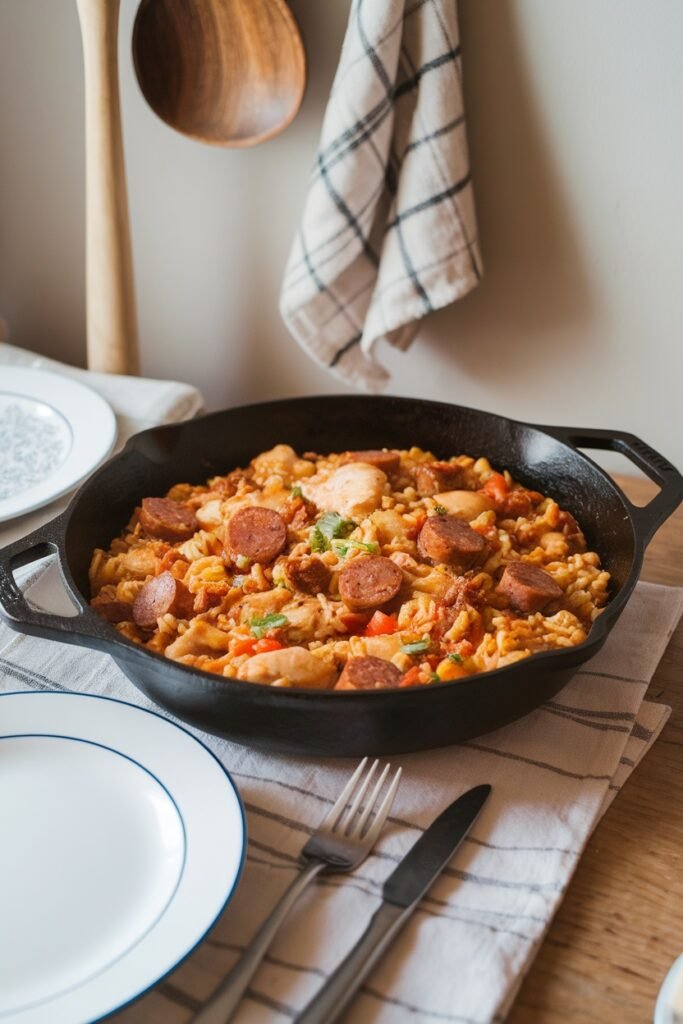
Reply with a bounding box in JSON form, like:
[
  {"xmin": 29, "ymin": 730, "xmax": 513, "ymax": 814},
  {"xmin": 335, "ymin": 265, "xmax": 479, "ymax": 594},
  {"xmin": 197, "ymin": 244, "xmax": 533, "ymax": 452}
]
[
  {"xmin": 226, "ymin": 506, "xmax": 287, "ymax": 563},
  {"xmin": 335, "ymin": 655, "xmax": 402, "ymax": 690},
  {"xmin": 139, "ymin": 497, "xmax": 198, "ymax": 542},
  {"xmin": 413, "ymin": 462, "xmax": 462, "ymax": 496},
  {"xmin": 338, "ymin": 555, "xmax": 403, "ymax": 610},
  {"xmin": 286, "ymin": 556, "xmax": 331, "ymax": 595},
  {"xmin": 344, "ymin": 449, "xmax": 401, "ymax": 475},
  {"xmin": 132, "ymin": 571, "xmax": 194, "ymax": 629},
  {"xmin": 417, "ymin": 514, "xmax": 485, "ymax": 568},
  {"xmin": 498, "ymin": 561, "xmax": 562, "ymax": 613},
  {"xmin": 91, "ymin": 595, "xmax": 131, "ymax": 623}
]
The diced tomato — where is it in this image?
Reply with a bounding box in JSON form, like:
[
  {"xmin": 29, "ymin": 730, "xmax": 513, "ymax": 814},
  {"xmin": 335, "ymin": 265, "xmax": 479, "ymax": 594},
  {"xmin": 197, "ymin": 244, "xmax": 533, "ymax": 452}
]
[
  {"xmin": 363, "ymin": 611, "xmax": 399, "ymax": 637},
  {"xmin": 340, "ymin": 612, "xmax": 371, "ymax": 636},
  {"xmin": 253, "ymin": 637, "xmax": 284, "ymax": 654},
  {"xmin": 406, "ymin": 510, "xmax": 427, "ymax": 540},
  {"xmin": 232, "ymin": 637, "xmax": 257, "ymax": 657},
  {"xmin": 481, "ymin": 472, "xmax": 509, "ymax": 505},
  {"xmin": 425, "ymin": 654, "xmax": 441, "ymax": 669},
  {"xmin": 399, "ymin": 665, "xmax": 422, "ymax": 688}
]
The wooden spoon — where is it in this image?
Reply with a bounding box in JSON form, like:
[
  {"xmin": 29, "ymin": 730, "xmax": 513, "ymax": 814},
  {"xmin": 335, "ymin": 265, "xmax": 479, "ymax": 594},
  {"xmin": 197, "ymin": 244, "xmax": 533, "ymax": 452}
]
[
  {"xmin": 75, "ymin": 0, "xmax": 139, "ymax": 374},
  {"xmin": 132, "ymin": 0, "xmax": 307, "ymax": 147}
]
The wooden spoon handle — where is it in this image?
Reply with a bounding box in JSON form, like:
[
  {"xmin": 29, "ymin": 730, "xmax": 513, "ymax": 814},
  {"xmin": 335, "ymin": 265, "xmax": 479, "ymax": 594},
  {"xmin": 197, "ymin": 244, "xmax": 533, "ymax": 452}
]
[{"xmin": 76, "ymin": 0, "xmax": 139, "ymax": 374}]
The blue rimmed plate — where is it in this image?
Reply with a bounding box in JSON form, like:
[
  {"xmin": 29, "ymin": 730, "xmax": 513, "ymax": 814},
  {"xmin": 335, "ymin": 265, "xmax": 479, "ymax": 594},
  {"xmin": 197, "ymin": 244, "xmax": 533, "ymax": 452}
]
[{"xmin": 0, "ymin": 692, "xmax": 246, "ymax": 1024}]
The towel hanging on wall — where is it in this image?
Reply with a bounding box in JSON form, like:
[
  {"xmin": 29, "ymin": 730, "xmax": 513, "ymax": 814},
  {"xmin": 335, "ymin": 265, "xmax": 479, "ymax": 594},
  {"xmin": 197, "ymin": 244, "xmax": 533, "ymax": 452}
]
[{"xmin": 280, "ymin": 0, "xmax": 483, "ymax": 390}]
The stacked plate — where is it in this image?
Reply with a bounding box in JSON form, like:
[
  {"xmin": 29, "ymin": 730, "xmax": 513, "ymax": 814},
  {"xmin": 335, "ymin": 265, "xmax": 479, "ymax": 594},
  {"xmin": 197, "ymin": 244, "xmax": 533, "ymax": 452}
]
[{"xmin": 0, "ymin": 692, "xmax": 246, "ymax": 1023}]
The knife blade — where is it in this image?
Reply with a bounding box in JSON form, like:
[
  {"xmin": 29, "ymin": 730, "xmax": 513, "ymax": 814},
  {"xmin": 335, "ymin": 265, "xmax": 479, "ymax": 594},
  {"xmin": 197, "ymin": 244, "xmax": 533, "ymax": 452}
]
[{"xmin": 294, "ymin": 784, "xmax": 491, "ymax": 1024}]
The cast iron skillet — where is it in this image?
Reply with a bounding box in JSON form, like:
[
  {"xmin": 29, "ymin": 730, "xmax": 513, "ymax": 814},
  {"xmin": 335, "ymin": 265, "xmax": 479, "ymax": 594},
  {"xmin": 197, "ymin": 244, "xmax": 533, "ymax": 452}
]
[{"xmin": 0, "ymin": 396, "xmax": 681, "ymax": 756}]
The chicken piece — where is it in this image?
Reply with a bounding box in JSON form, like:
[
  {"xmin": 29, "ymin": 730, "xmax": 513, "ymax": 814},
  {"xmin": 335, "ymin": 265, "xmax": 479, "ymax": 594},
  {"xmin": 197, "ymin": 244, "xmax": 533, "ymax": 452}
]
[
  {"xmin": 250, "ymin": 444, "xmax": 315, "ymax": 484},
  {"xmin": 302, "ymin": 463, "xmax": 387, "ymax": 519},
  {"xmin": 164, "ymin": 620, "xmax": 232, "ymax": 659},
  {"xmin": 435, "ymin": 491, "xmax": 494, "ymax": 521},
  {"xmin": 237, "ymin": 646, "xmax": 336, "ymax": 688},
  {"xmin": 195, "ymin": 498, "xmax": 223, "ymax": 529}
]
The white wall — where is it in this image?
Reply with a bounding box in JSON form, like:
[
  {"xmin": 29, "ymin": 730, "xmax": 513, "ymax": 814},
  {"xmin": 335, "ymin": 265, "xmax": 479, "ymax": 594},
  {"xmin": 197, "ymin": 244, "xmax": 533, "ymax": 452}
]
[{"xmin": 1, "ymin": 0, "xmax": 682, "ymax": 470}]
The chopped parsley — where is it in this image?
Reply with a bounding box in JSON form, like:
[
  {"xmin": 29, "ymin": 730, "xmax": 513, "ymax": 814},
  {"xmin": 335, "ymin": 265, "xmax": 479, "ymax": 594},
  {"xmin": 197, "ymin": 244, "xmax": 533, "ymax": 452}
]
[
  {"xmin": 249, "ymin": 612, "xmax": 288, "ymax": 638},
  {"xmin": 429, "ymin": 671, "xmax": 441, "ymax": 684},
  {"xmin": 401, "ymin": 637, "xmax": 430, "ymax": 656},
  {"xmin": 331, "ymin": 538, "xmax": 380, "ymax": 557},
  {"xmin": 432, "ymin": 504, "xmax": 447, "ymax": 516},
  {"xmin": 310, "ymin": 511, "xmax": 357, "ymax": 552},
  {"xmin": 448, "ymin": 652, "xmax": 464, "ymax": 664},
  {"xmin": 290, "ymin": 485, "xmax": 303, "ymax": 499}
]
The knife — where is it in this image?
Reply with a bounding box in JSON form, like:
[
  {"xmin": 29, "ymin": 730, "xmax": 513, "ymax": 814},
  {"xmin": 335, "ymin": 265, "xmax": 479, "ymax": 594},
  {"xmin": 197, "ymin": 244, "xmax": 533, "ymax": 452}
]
[{"xmin": 294, "ymin": 783, "xmax": 492, "ymax": 1024}]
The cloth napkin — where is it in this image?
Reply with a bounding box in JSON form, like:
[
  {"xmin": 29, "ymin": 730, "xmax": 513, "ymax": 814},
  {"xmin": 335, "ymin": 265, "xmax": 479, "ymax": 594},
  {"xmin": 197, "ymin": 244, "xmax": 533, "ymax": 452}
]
[
  {"xmin": 280, "ymin": 0, "xmax": 482, "ymax": 391},
  {"xmin": 1, "ymin": 570, "xmax": 680, "ymax": 1022},
  {"xmin": 0, "ymin": 343, "xmax": 204, "ymax": 548}
]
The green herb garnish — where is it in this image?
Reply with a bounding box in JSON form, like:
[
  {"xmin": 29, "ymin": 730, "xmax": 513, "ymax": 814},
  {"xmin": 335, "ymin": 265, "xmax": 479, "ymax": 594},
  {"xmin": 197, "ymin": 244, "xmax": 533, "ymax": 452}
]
[
  {"xmin": 290, "ymin": 485, "xmax": 303, "ymax": 499},
  {"xmin": 429, "ymin": 671, "xmax": 441, "ymax": 684},
  {"xmin": 448, "ymin": 652, "xmax": 464, "ymax": 664},
  {"xmin": 331, "ymin": 538, "xmax": 380, "ymax": 557},
  {"xmin": 310, "ymin": 511, "xmax": 356, "ymax": 552},
  {"xmin": 249, "ymin": 612, "xmax": 289, "ymax": 638},
  {"xmin": 433, "ymin": 504, "xmax": 447, "ymax": 515},
  {"xmin": 401, "ymin": 637, "xmax": 430, "ymax": 656}
]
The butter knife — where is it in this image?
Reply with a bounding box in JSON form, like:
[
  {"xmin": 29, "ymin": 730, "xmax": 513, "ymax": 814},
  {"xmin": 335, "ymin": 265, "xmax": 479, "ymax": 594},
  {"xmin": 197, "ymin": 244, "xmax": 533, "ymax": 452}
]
[{"xmin": 295, "ymin": 783, "xmax": 492, "ymax": 1024}]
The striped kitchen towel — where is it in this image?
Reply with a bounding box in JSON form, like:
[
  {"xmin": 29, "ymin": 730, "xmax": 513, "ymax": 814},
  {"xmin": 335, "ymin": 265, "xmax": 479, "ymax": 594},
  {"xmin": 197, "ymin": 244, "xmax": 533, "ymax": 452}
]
[
  {"xmin": 1, "ymin": 580, "xmax": 680, "ymax": 1023},
  {"xmin": 280, "ymin": 0, "xmax": 482, "ymax": 390}
]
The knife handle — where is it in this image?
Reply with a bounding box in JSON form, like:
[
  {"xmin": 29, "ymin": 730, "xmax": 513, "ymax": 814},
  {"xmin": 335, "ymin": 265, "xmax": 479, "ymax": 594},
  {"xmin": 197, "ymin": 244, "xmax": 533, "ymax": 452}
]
[{"xmin": 295, "ymin": 901, "xmax": 410, "ymax": 1024}]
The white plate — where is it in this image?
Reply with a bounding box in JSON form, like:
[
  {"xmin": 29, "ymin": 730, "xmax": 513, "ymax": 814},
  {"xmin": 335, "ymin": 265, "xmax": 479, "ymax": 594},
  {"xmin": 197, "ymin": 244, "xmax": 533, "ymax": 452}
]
[
  {"xmin": 0, "ymin": 692, "xmax": 246, "ymax": 1024},
  {"xmin": 0, "ymin": 367, "xmax": 117, "ymax": 523}
]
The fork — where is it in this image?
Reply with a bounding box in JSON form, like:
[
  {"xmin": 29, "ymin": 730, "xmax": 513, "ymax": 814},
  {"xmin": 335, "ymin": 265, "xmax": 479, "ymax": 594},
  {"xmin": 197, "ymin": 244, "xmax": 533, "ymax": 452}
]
[{"xmin": 193, "ymin": 757, "xmax": 402, "ymax": 1024}]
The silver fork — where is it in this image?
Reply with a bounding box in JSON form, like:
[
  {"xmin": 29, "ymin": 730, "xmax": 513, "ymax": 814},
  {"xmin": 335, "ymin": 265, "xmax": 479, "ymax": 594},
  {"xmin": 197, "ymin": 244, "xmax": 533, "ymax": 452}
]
[{"xmin": 193, "ymin": 757, "xmax": 402, "ymax": 1024}]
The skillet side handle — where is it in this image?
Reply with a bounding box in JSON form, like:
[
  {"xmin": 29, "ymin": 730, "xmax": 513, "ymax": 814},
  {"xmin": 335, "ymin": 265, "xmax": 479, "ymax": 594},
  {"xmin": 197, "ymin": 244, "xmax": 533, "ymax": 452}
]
[
  {"xmin": 0, "ymin": 515, "xmax": 114, "ymax": 652},
  {"xmin": 542, "ymin": 426, "xmax": 683, "ymax": 548}
]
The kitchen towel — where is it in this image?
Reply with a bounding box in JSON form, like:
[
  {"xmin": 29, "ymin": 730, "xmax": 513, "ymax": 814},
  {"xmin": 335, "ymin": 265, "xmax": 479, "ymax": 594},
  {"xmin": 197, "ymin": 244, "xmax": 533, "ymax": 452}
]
[
  {"xmin": 1, "ymin": 574, "xmax": 680, "ymax": 1023},
  {"xmin": 0, "ymin": 342, "xmax": 204, "ymax": 548},
  {"xmin": 280, "ymin": 0, "xmax": 482, "ymax": 391}
]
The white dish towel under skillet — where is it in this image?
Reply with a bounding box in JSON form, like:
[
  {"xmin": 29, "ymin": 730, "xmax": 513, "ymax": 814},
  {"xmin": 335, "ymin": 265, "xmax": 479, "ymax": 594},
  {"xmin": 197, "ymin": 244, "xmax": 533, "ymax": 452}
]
[
  {"xmin": 1, "ymin": 582, "xmax": 680, "ymax": 1024},
  {"xmin": 280, "ymin": 0, "xmax": 482, "ymax": 390}
]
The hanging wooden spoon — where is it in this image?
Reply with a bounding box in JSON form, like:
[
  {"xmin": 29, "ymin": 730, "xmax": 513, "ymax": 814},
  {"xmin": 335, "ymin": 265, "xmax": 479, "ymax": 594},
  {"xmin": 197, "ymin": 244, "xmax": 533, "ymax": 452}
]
[
  {"xmin": 75, "ymin": 0, "xmax": 139, "ymax": 374},
  {"xmin": 132, "ymin": 0, "xmax": 307, "ymax": 147}
]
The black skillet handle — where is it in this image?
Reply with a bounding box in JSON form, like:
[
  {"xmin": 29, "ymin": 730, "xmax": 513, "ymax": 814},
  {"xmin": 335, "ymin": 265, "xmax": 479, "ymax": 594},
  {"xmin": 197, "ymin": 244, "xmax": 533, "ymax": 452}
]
[
  {"xmin": 0, "ymin": 513, "xmax": 114, "ymax": 652},
  {"xmin": 541, "ymin": 425, "xmax": 683, "ymax": 548}
]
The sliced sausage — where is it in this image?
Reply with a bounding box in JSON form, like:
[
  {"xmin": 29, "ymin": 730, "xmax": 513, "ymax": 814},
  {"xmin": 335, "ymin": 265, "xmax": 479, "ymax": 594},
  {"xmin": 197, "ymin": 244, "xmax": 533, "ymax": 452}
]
[
  {"xmin": 132, "ymin": 571, "xmax": 194, "ymax": 629},
  {"xmin": 413, "ymin": 462, "xmax": 462, "ymax": 496},
  {"xmin": 287, "ymin": 556, "xmax": 331, "ymax": 595},
  {"xmin": 417, "ymin": 514, "xmax": 485, "ymax": 568},
  {"xmin": 139, "ymin": 497, "xmax": 198, "ymax": 542},
  {"xmin": 91, "ymin": 595, "xmax": 131, "ymax": 623},
  {"xmin": 344, "ymin": 449, "xmax": 401, "ymax": 475},
  {"xmin": 498, "ymin": 561, "xmax": 563, "ymax": 613},
  {"xmin": 338, "ymin": 555, "xmax": 403, "ymax": 611},
  {"xmin": 335, "ymin": 655, "xmax": 402, "ymax": 691},
  {"xmin": 226, "ymin": 506, "xmax": 287, "ymax": 563}
]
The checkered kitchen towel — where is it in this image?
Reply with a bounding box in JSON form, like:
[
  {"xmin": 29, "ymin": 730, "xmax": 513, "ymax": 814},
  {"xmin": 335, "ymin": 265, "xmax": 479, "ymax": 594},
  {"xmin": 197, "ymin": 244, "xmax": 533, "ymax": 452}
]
[{"xmin": 280, "ymin": 0, "xmax": 482, "ymax": 390}]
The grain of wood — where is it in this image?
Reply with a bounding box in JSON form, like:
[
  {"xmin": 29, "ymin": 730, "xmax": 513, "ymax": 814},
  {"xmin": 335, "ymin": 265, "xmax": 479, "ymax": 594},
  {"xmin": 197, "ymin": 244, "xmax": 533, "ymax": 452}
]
[
  {"xmin": 75, "ymin": 0, "xmax": 139, "ymax": 374},
  {"xmin": 109, "ymin": 475, "xmax": 683, "ymax": 1023},
  {"xmin": 132, "ymin": 0, "xmax": 306, "ymax": 147}
]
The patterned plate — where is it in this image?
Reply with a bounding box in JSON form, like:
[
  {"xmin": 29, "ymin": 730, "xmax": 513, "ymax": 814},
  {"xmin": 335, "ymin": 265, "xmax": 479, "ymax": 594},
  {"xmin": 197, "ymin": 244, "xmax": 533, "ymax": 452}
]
[{"xmin": 0, "ymin": 368, "xmax": 116, "ymax": 523}]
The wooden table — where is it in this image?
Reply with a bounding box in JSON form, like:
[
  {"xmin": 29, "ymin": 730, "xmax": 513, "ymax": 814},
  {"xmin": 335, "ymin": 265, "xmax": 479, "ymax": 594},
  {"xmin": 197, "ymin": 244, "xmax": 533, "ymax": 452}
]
[
  {"xmin": 509, "ymin": 474, "xmax": 683, "ymax": 1023},
  {"xmin": 114, "ymin": 475, "xmax": 683, "ymax": 1024}
]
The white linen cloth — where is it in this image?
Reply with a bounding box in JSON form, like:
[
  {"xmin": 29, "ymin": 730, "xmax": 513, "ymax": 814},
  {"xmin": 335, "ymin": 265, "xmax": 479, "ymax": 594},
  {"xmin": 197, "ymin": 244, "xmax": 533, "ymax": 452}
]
[
  {"xmin": 280, "ymin": 0, "xmax": 482, "ymax": 391},
  {"xmin": 1, "ymin": 554, "xmax": 679, "ymax": 1018},
  {"xmin": 0, "ymin": 343, "xmax": 204, "ymax": 547}
]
